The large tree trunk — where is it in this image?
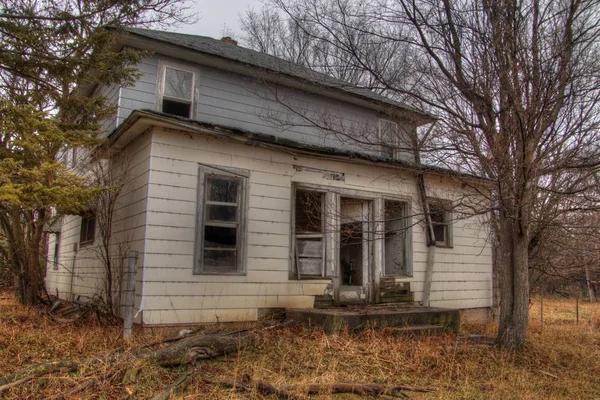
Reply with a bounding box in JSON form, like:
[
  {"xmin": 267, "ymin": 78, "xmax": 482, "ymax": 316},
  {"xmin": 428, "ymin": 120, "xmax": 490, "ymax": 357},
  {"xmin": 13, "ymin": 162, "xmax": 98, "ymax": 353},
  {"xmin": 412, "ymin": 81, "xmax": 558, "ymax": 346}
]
[{"xmin": 497, "ymin": 219, "xmax": 530, "ymax": 350}]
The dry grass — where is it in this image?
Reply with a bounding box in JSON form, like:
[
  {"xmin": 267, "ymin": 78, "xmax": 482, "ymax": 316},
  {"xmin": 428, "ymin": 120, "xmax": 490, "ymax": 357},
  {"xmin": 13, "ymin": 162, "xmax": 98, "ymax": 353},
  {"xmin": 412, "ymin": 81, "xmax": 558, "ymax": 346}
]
[{"xmin": 1, "ymin": 291, "xmax": 599, "ymax": 399}]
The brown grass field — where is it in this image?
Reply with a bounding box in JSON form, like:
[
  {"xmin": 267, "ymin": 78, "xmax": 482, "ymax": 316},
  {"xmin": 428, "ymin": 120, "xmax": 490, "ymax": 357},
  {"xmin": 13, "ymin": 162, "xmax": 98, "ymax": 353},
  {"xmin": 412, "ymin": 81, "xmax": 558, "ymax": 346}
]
[{"xmin": 0, "ymin": 291, "xmax": 599, "ymax": 399}]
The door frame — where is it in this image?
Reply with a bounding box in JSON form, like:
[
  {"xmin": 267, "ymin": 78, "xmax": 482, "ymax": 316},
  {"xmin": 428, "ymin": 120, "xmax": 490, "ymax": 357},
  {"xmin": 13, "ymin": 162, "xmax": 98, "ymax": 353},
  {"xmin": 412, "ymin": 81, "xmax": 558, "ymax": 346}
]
[{"xmin": 291, "ymin": 182, "xmax": 413, "ymax": 304}]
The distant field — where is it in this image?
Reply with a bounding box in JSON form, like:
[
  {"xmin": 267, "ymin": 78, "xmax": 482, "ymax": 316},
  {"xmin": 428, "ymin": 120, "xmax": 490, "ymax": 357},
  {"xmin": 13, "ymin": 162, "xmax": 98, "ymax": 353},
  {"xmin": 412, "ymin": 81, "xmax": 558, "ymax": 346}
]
[{"xmin": 0, "ymin": 291, "xmax": 598, "ymax": 399}]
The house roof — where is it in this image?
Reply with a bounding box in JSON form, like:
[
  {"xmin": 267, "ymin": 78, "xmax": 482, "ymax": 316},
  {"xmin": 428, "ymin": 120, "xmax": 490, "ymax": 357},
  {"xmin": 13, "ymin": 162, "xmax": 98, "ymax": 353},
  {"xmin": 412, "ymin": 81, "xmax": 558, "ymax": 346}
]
[
  {"xmin": 108, "ymin": 109, "xmax": 486, "ymax": 182},
  {"xmin": 118, "ymin": 27, "xmax": 436, "ymax": 124}
]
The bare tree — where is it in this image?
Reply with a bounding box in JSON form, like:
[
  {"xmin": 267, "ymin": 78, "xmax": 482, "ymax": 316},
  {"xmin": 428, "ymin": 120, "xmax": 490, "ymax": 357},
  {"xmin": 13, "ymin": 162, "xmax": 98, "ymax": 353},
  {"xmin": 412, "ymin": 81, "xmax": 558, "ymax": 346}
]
[
  {"xmin": 88, "ymin": 149, "xmax": 133, "ymax": 316},
  {"xmin": 241, "ymin": 0, "xmax": 600, "ymax": 350}
]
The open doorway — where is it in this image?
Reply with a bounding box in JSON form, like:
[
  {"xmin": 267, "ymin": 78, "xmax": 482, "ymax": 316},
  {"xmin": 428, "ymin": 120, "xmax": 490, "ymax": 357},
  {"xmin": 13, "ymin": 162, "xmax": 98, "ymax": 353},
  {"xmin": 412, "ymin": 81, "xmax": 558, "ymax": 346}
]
[{"xmin": 339, "ymin": 197, "xmax": 371, "ymax": 303}]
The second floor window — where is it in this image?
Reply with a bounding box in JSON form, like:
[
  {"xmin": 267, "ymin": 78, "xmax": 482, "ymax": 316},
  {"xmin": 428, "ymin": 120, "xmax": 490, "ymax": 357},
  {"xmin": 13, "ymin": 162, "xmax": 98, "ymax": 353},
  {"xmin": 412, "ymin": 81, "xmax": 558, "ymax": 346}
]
[
  {"xmin": 162, "ymin": 66, "xmax": 194, "ymax": 118},
  {"xmin": 379, "ymin": 119, "xmax": 399, "ymax": 159}
]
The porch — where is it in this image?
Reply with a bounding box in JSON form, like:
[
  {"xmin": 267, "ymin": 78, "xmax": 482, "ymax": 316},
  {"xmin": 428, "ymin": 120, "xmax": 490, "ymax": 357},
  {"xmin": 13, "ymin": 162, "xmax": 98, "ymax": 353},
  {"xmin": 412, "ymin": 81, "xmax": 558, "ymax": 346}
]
[{"xmin": 286, "ymin": 304, "xmax": 460, "ymax": 335}]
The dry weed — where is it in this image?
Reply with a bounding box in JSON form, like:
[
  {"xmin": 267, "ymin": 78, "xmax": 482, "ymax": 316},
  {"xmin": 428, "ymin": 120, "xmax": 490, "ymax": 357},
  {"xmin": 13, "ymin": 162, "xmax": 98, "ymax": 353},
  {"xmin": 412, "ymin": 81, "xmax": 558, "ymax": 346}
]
[{"xmin": 0, "ymin": 291, "xmax": 599, "ymax": 399}]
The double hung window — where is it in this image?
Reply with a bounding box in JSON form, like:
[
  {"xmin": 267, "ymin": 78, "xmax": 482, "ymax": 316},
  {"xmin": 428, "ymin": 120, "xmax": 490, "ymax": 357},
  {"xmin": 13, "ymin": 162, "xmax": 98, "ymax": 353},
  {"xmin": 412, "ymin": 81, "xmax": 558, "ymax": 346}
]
[
  {"xmin": 161, "ymin": 66, "xmax": 195, "ymax": 118},
  {"xmin": 195, "ymin": 166, "xmax": 248, "ymax": 274}
]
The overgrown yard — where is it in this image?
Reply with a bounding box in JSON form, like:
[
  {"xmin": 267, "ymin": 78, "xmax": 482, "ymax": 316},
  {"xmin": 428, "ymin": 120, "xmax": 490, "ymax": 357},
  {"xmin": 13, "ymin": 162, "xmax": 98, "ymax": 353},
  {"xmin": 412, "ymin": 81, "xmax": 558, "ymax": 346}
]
[{"xmin": 0, "ymin": 292, "xmax": 599, "ymax": 399}]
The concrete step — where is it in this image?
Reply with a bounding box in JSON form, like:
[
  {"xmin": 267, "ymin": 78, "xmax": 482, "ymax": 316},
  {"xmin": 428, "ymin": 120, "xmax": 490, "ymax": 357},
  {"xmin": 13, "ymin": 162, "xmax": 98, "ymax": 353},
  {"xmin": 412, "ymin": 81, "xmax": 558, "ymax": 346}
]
[
  {"xmin": 286, "ymin": 306, "xmax": 460, "ymax": 335},
  {"xmin": 387, "ymin": 324, "xmax": 447, "ymax": 336}
]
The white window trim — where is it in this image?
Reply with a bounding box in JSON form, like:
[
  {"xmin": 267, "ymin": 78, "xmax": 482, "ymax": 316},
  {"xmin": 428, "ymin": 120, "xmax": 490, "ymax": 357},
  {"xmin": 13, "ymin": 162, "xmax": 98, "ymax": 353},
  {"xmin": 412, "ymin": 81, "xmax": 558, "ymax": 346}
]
[
  {"xmin": 194, "ymin": 164, "xmax": 249, "ymax": 275},
  {"xmin": 156, "ymin": 60, "xmax": 198, "ymax": 118},
  {"xmin": 378, "ymin": 119, "xmax": 399, "ymax": 159}
]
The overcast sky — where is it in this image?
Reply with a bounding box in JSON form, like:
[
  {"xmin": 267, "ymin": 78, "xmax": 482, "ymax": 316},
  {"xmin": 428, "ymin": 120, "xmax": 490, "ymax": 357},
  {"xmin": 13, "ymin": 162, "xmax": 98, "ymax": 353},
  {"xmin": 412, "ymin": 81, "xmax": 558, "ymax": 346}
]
[{"xmin": 173, "ymin": 0, "xmax": 263, "ymax": 40}]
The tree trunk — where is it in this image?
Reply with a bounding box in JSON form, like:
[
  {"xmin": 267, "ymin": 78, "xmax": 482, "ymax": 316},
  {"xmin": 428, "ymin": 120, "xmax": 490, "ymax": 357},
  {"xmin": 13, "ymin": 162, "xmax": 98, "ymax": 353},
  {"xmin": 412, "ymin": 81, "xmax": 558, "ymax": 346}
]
[
  {"xmin": 497, "ymin": 220, "xmax": 529, "ymax": 350},
  {"xmin": 584, "ymin": 263, "xmax": 596, "ymax": 303}
]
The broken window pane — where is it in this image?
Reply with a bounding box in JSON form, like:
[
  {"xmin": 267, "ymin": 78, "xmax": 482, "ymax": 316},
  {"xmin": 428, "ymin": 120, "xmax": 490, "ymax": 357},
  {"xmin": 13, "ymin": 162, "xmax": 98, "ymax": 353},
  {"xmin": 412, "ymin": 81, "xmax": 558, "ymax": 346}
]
[
  {"xmin": 164, "ymin": 67, "xmax": 193, "ymax": 100},
  {"xmin": 384, "ymin": 200, "xmax": 406, "ymax": 276},
  {"xmin": 162, "ymin": 99, "xmax": 191, "ymax": 118},
  {"xmin": 295, "ymin": 190, "xmax": 323, "ymax": 233},
  {"xmin": 207, "ymin": 176, "xmax": 238, "ymax": 203},
  {"xmin": 204, "ymin": 226, "xmax": 237, "ymax": 248}
]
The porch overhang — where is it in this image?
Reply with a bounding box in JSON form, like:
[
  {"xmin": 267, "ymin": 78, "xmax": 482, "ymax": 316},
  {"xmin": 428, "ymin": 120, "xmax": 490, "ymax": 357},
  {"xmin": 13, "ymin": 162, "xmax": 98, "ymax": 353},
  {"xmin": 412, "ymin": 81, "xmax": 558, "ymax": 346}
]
[{"xmin": 105, "ymin": 109, "xmax": 490, "ymax": 184}]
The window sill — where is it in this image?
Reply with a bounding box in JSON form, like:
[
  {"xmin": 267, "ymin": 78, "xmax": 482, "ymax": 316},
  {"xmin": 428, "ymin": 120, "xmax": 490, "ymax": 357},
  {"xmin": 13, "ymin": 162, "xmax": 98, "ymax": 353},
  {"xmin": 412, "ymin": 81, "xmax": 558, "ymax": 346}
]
[
  {"xmin": 193, "ymin": 271, "xmax": 246, "ymax": 276},
  {"xmin": 291, "ymin": 276, "xmax": 332, "ymax": 281},
  {"xmin": 435, "ymin": 243, "xmax": 453, "ymax": 249}
]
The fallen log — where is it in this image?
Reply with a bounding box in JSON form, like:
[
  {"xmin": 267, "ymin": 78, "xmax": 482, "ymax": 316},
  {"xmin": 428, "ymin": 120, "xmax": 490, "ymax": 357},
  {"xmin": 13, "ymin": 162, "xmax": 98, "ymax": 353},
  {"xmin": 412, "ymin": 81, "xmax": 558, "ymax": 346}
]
[
  {"xmin": 286, "ymin": 382, "xmax": 435, "ymax": 397},
  {"xmin": 0, "ymin": 360, "xmax": 78, "ymax": 387},
  {"xmin": 138, "ymin": 331, "xmax": 255, "ymax": 367},
  {"xmin": 204, "ymin": 374, "xmax": 304, "ymax": 400},
  {"xmin": 0, "ymin": 376, "xmax": 34, "ymax": 394}
]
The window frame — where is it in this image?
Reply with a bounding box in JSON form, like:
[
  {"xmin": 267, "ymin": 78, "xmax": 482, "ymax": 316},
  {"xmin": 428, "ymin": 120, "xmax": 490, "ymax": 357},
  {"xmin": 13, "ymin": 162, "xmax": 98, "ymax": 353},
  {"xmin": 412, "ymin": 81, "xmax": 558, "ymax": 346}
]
[
  {"xmin": 79, "ymin": 211, "xmax": 96, "ymax": 246},
  {"xmin": 291, "ymin": 187, "xmax": 327, "ymax": 279},
  {"xmin": 378, "ymin": 119, "xmax": 399, "ymax": 159},
  {"xmin": 382, "ymin": 198, "xmax": 413, "ymax": 277},
  {"xmin": 157, "ymin": 61, "xmax": 197, "ymax": 119},
  {"xmin": 194, "ymin": 164, "xmax": 249, "ymax": 275},
  {"xmin": 428, "ymin": 199, "xmax": 453, "ymax": 248}
]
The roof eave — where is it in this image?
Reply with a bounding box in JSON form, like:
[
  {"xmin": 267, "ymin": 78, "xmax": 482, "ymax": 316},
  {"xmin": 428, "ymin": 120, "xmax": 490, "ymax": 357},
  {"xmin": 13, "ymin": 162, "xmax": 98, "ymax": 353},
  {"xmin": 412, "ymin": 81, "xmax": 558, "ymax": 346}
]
[{"xmin": 107, "ymin": 110, "xmax": 486, "ymax": 183}]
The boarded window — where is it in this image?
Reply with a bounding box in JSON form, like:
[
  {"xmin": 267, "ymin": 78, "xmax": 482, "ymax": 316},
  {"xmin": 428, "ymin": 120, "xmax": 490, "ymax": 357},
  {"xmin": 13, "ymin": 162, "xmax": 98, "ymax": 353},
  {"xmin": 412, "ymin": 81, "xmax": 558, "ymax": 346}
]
[
  {"xmin": 384, "ymin": 200, "xmax": 407, "ymax": 276},
  {"xmin": 162, "ymin": 66, "xmax": 194, "ymax": 118},
  {"xmin": 195, "ymin": 166, "xmax": 248, "ymax": 274},
  {"xmin": 379, "ymin": 119, "xmax": 398, "ymax": 159},
  {"xmin": 79, "ymin": 211, "xmax": 96, "ymax": 245},
  {"xmin": 429, "ymin": 201, "xmax": 452, "ymax": 247},
  {"xmin": 294, "ymin": 190, "xmax": 325, "ymax": 278}
]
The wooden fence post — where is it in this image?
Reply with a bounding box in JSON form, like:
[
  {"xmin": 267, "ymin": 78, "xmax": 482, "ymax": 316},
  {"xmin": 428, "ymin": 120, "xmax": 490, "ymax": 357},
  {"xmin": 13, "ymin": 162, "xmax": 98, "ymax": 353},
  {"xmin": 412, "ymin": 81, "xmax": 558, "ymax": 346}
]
[
  {"xmin": 540, "ymin": 286, "xmax": 544, "ymax": 332},
  {"xmin": 576, "ymin": 294, "xmax": 579, "ymax": 325}
]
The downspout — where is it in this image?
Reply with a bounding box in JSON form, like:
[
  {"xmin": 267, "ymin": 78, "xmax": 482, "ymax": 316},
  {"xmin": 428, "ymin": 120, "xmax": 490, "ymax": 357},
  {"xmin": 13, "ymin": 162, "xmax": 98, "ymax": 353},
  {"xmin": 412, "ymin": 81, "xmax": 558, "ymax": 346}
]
[
  {"xmin": 123, "ymin": 251, "xmax": 138, "ymax": 340},
  {"xmin": 412, "ymin": 123, "xmax": 437, "ymax": 307},
  {"xmin": 418, "ymin": 174, "xmax": 437, "ymax": 307}
]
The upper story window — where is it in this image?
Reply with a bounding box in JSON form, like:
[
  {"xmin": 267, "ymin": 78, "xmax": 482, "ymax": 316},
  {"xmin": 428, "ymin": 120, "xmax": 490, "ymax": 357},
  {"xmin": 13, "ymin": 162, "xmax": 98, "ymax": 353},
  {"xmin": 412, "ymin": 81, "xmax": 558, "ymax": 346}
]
[
  {"xmin": 162, "ymin": 66, "xmax": 195, "ymax": 118},
  {"xmin": 379, "ymin": 119, "xmax": 399, "ymax": 159}
]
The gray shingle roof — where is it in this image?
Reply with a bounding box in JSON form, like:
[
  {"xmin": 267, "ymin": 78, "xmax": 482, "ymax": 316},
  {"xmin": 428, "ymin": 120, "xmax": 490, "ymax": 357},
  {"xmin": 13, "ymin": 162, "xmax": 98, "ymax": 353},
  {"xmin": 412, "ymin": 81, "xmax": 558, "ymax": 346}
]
[{"xmin": 122, "ymin": 27, "xmax": 435, "ymax": 122}]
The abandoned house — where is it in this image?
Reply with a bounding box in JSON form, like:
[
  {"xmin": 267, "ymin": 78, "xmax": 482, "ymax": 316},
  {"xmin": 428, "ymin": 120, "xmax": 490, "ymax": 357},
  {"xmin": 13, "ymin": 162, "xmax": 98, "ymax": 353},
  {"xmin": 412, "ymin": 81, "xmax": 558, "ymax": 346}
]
[{"xmin": 45, "ymin": 28, "xmax": 493, "ymax": 326}]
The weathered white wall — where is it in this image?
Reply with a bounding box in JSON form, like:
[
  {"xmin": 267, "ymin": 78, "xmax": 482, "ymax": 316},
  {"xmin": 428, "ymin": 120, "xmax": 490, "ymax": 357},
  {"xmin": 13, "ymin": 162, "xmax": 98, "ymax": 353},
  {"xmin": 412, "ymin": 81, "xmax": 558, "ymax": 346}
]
[
  {"xmin": 115, "ymin": 55, "xmax": 415, "ymax": 160},
  {"xmin": 138, "ymin": 127, "xmax": 492, "ymax": 325},
  {"xmin": 45, "ymin": 132, "xmax": 153, "ymax": 317}
]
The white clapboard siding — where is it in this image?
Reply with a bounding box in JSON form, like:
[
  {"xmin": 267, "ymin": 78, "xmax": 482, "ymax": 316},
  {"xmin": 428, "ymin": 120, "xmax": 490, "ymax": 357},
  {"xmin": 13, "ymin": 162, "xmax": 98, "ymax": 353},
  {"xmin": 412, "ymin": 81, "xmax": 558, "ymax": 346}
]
[
  {"xmin": 45, "ymin": 133, "xmax": 153, "ymax": 317},
  {"xmin": 113, "ymin": 55, "xmax": 414, "ymax": 159},
  {"xmin": 130, "ymin": 128, "xmax": 493, "ymax": 324}
]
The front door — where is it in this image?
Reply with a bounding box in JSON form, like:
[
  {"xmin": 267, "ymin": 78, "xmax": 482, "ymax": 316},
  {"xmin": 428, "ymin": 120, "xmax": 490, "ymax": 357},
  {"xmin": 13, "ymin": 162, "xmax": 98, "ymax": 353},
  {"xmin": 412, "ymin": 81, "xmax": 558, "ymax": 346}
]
[{"xmin": 338, "ymin": 197, "xmax": 371, "ymax": 304}]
